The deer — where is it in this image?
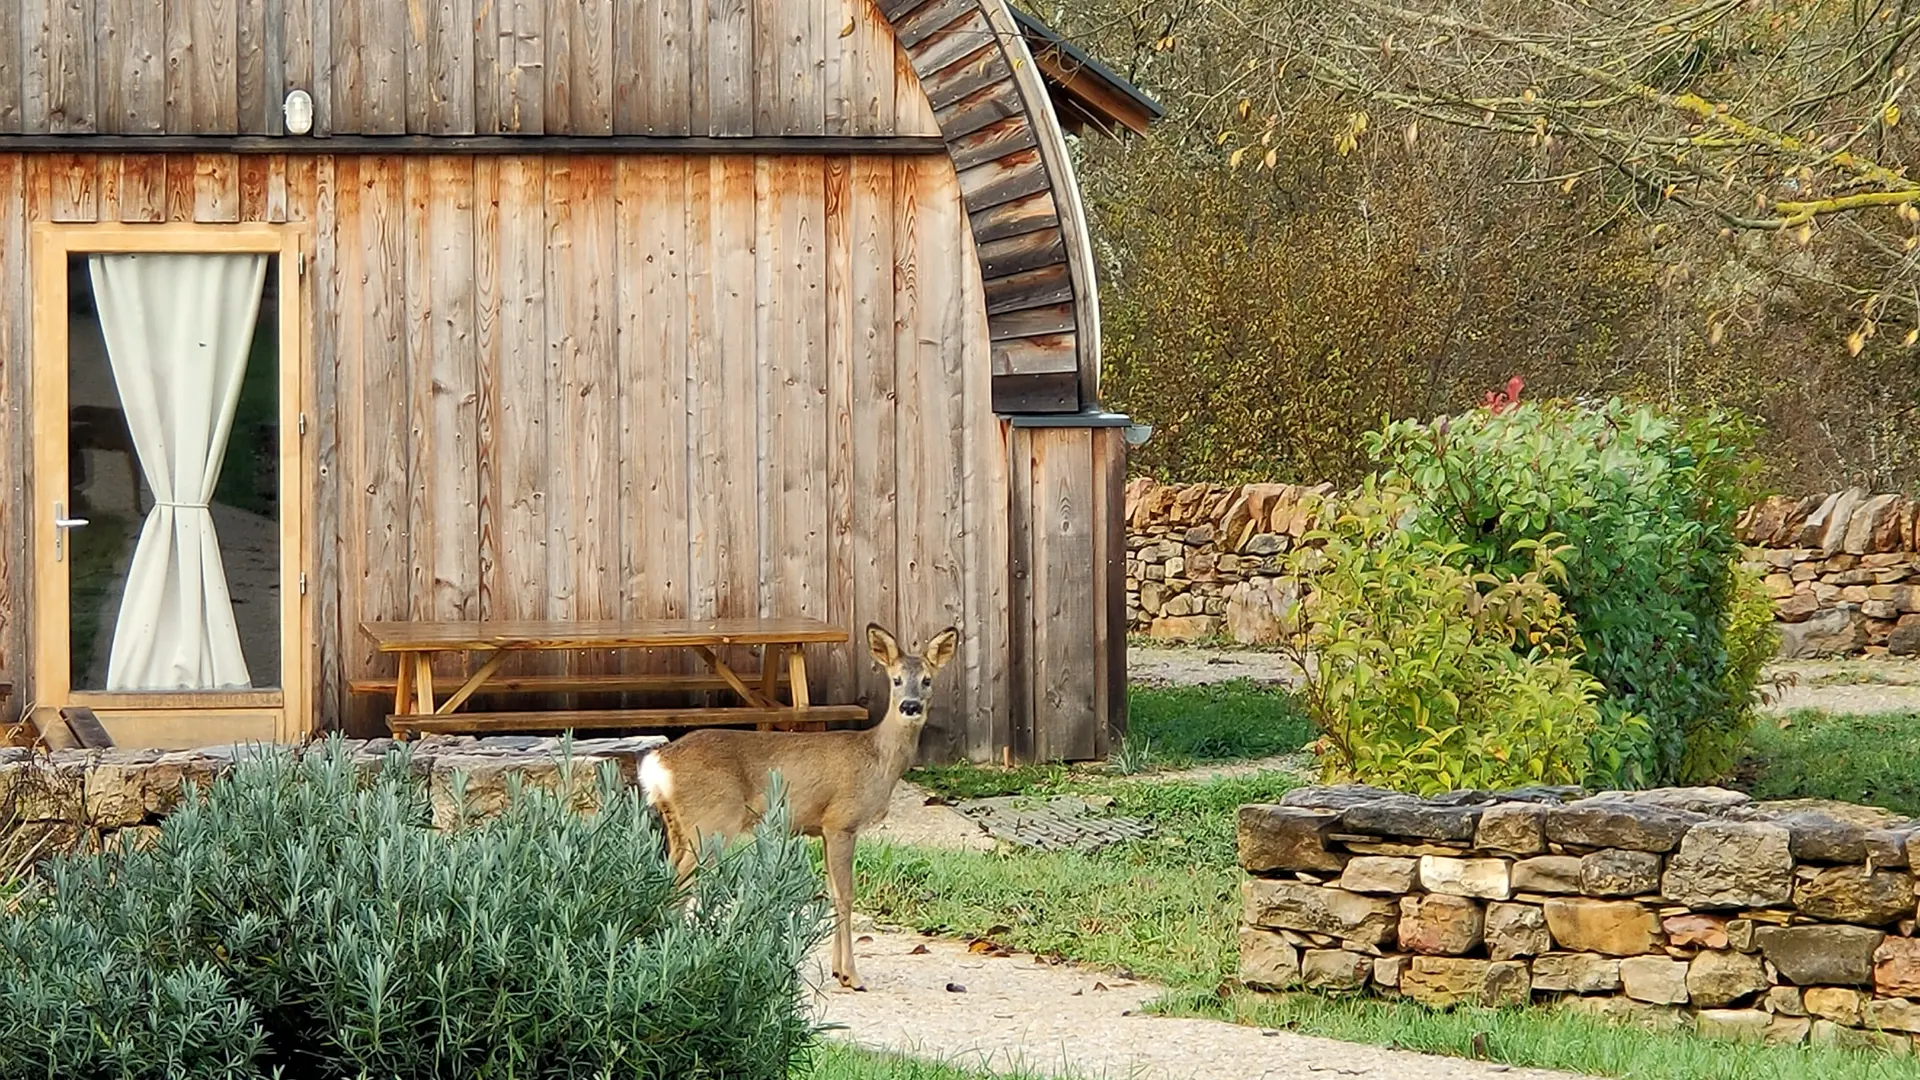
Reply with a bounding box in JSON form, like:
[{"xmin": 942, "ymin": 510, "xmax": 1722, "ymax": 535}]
[{"xmin": 639, "ymin": 621, "xmax": 959, "ymax": 992}]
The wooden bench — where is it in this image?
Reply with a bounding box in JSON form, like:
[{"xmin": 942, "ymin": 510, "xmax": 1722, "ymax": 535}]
[{"xmin": 354, "ymin": 618, "xmax": 868, "ymax": 739}]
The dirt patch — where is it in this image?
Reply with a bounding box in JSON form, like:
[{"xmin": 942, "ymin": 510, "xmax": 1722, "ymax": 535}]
[
  {"xmin": 866, "ymin": 781, "xmax": 997, "ymax": 852},
  {"xmin": 1128, "ymin": 645, "xmax": 1305, "ymax": 688},
  {"xmin": 811, "ymin": 928, "xmax": 1582, "ymax": 1080}
]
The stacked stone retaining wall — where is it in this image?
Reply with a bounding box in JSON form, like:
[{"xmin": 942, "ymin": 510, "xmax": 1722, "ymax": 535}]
[
  {"xmin": 1239, "ymin": 784, "xmax": 1920, "ymax": 1052},
  {"xmin": 0, "ymin": 734, "xmax": 663, "ymax": 864},
  {"xmin": 1126, "ymin": 478, "xmax": 1920, "ymax": 658}
]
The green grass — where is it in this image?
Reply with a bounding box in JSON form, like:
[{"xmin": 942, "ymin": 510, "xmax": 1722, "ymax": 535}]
[
  {"xmin": 856, "ymin": 771, "xmax": 1301, "ymax": 990},
  {"xmin": 1151, "ymin": 988, "xmax": 1920, "ymax": 1080},
  {"xmin": 801, "ymin": 1044, "xmax": 1054, "ymax": 1080},
  {"xmin": 907, "ymin": 680, "xmax": 1311, "ymax": 801},
  {"xmin": 1736, "ymin": 709, "xmax": 1920, "ymax": 817},
  {"xmin": 1124, "ymin": 679, "xmax": 1312, "ymax": 766}
]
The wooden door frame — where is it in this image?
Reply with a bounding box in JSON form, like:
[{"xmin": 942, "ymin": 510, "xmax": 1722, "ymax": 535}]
[{"xmin": 28, "ymin": 222, "xmax": 310, "ymax": 746}]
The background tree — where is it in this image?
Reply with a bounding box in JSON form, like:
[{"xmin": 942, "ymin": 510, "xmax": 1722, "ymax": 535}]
[{"xmin": 1048, "ymin": 0, "xmax": 1920, "ymax": 489}]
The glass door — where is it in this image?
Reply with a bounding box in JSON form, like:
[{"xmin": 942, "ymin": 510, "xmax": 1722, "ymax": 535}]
[{"xmin": 31, "ymin": 225, "xmax": 306, "ymax": 749}]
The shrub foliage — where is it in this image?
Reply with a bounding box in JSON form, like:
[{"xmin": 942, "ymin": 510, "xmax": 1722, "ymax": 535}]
[
  {"xmin": 0, "ymin": 740, "xmax": 829, "ymax": 1080},
  {"xmin": 1296, "ymin": 396, "xmax": 1763, "ymax": 790}
]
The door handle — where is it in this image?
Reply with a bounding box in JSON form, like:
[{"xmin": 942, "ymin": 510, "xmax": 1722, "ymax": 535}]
[{"xmin": 53, "ymin": 501, "xmax": 88, "ymax": 562}]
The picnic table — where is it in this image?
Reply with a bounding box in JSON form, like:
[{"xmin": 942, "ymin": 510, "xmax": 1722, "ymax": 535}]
[{"xmin": 353, "ymin": 618, "xmax": 868, "ymax": 739}]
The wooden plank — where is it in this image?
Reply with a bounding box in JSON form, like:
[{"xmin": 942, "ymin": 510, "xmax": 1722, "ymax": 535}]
[
  {"xmin": 100, "ymin": 0, "xmax": 165, "ymax": 132},
  {"xmin": 1030, "ymin": 428, "xmax": 1097, "ymax": 761},
  {"xmin": 616, "ymin": 156, "xmax": 691, "ymax": 681},
  {"xmin": 845, "ymin": 0, "xmax": 897, "ymax": 135},
  {"xmin": 893, "ymin": 20, "xmax": 940, "ymax": 135},
  {"xmin": 686, "ymin": 156, "xmax": 760, "ymax": 633},
  {"xmin": 343, "ymin": 157, "xmax": 412, "ymax": 732},
  {"xmin": 352, "ymin": 671, "xmax": 793, "ymax": 694},
  {"xmin": 762, "ymin": 156, "xmax": 829, "ymax": 695},
  {"xmin": 969, "ymin": 188, "xmax": 1056, "ymax": 243},
  {"xmin": 947, "ymin": 115, "xmax": 1036, "ymax": 172},
  {"xmin": 46, "ymin": 0, "xmax": 95, "ymax": 132},
  {"xmin": 845, "ymin": 155, "xmax": 898, "ymax": 709},
  {"xmin": 193, "ymin": 153, "xmax": 241, "ymax": 221},
  {"xmin": 166, "ymin": 153, "xmax": 196, "ymax": 220},
  {"xmin": 956, "ymin": 147, "xmax": 1046, "ymax": 210},
  {"xmin": 0, "ymin": 156, "xmax": 23, "ymax": 712},
  {"xmin": 361, "ymin": 617, "xmax": 852, "ymax": 650},
  {"xmin": 362, "ymin": 0, "xmax": 407, "ymax": 133},
  {"xmin": 282, "ymin": 0, "xmax": 327, "ymax": 135},
  {"xmin": 59, "ymin": 707, "xmax": 115, "ymax": 748},
  {"xmin": 957, "ymin": 201, "xmax": 1010, "ymax": 763},
  {"xmin": 988, "ymin": 302, "xmax": 1074, "ymax": 340},
  {"xmin": 472, "ymin": 156, "xmax": 500, "ymax": 625},
  {"xmin": 1095, "ymin": 427, "xmax": 1128, "ymax": 753},
  {"xmin": 990, "ymin": 371, "xmax": 1078, "ymax": 414},
  {"xmin": 549, "ymin": 0, "xmax": 613, "ymax": 135},
  {"xmin": 471, "ymin": 0, "xmax": 500, "ymax": 131},
  {"xmin": 893, "ymin": 0, "xmax": 973, "ymax": 49},
  {"xmin": 976, "ymin": 226, "xmax": 1065, "ymax": 279},
  {"xmin": 265, "ymin": 155, "xmax": 289, "ymax": 221},
  {"xmin": 48, "ymin": 153, "xmax": 97, "ymax": 221},
  {"xmin": 932, "ymin": 77, "xmax": 1020, "ymax": 140},
  {"xmin": 389, "ymin": 703, "xmax": 868, "ymax": 735},
  {"xmin": 547, "ymin": 155, "xmax": 621, "ymax": 683},
  {"xmin": 0, "ymin": 0, "xmax": 21, "ymax": 132},
  {"xmin": 1006, "ymin": 426, "xmax": 1034, "ymax": 759},
  {"xmin": 757, "ymin": 0, "xmax": 824, "ymax": 134},
  {"xmin": 894, "ymin": 156, "xmax": 970, "ymax": 761},
  {"xmin": 824, "ymin": 156, "xmax": 856, "ymax": 698},
  {"xmin": 405, "ymin": 157, "xmax": 481, "ymax": 639},
  {"xmin": 239, "ymin": 154, "xmax": 271, "ymax": 219},
  {"xmin": 991, "ymin": 332, "xmax": 1077, "ymax": 375},
  {"xmin": 487, "ymin": 155, "xmax": 553, "ymax": 684},
  {"xmin": 423, "ymin": 0, "xmax": 477, "ymax": 134},
  {"xmin": 93, "ymin": 154, "xmax": 120, "ymax": 219},
  {"xmin": 237, "ymin": 0, "xmax": 270, "ymax": 133},
  {"xmin": 287, "ymin": 154, "xmax": 342, "ymax": 731},
  {"xmin": 704, "ymin": 0, "xmax": 753, "ymax": 135},
  {"xmin": 196, "ymin": 0, "xmax": 241, "ymax": 131},
  {"xmin": 919, "ymin": 46, "xmax": 1007, "ymax": 112},
  {"xmin": 912, "ymin": 11, "xmax": 994, "ymax": 78},
  {"xmin": 19, "ymin": 0, "xmax": 50, "ymax": 133},
  {"xmin": 631, "ymin": 0, "xmax": 692, "ymax": 134},
  {"xmin": 116, "ymin": 155, "xmax": 166, "ymax": 222},
  {"xmin": 983, "ymin": 263, "xmax": 1072, "ymax": 314}
]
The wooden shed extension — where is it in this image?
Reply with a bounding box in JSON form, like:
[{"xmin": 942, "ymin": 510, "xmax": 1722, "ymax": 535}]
[{"xmin": 0, "ymin": 0, "xmax": 1157, "ymax": 763}]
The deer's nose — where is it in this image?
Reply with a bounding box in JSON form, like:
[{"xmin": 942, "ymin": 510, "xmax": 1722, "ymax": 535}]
[{"xmin": 899, "ymin": 699, "xmax": 923, "ymax": 717}]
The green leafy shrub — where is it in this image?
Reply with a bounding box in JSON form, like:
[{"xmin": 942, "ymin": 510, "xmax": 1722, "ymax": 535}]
[
  {"xmin": 0, "ymin": 740, "xmax": 828, "ymax": 1080},
  {"xmin": 1294, "ymin": 480, "xmax": 1619, "ymax": 793},
  {"xmin": 1308, "ymin": 395, "xmax": 1760, "ymax": 788}
]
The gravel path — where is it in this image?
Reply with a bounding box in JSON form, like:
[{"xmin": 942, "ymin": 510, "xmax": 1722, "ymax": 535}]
[{"xmin": 810, "ymin": 929, "xmax": 1582, "ymax": 1080}]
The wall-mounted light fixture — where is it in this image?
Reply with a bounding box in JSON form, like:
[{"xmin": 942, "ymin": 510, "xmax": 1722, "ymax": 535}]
[
  {"xmin": 283, "ymin": 89, "xmax": 314, "ymax": 136},
  {"xmin": 1123, "ymin": 422, "xmax": 1154, "ymax": 446}
]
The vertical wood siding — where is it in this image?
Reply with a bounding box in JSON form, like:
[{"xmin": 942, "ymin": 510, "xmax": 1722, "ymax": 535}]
[
  {"xmin": 0, "ymin": 149, "xmax": 1010, "ymax": 758},
  {"xmin": 3, "ymin": 0, "xmax": 940, "ymax": 138}
]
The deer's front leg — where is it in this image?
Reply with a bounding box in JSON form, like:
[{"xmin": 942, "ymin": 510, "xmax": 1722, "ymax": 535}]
[{"xmin": 823, "ymin": 828, "xmax": 864, "ymax": 990}]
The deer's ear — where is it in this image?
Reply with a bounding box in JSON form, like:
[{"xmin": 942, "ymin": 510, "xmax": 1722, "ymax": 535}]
[
  {"xmin": 923, "ymin": 627, "xmax": 959, "ymax": 672},
  {"xmin": 867, "ymin": 623, "xmax": 901, "ymax": 667}
]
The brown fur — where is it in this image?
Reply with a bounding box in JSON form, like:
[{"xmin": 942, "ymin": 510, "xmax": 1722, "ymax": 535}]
[{"xmin": 641, "ymin": 622, "xmax": 959, "ymax": 990}]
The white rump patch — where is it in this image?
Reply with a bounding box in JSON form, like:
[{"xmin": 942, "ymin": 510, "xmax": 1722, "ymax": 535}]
[{"xmin": 639, "ymin": 752, "xmax": 672, "ymax": 805}]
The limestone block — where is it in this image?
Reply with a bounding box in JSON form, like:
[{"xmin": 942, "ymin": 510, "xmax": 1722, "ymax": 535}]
[
  {"xmin": 1397, "ymin": 893, "xmax": 1484, "ymax": 956},
  {"xmin": 1874, "ymin": 937, "xmax": 1920, "ymax": 997},
  {"xmin": 1544, "ymin": 800, "xmax": 1701, "ymax": 852},
  {"xmin": 1418, "ymin": 855, "xmax": 1511, "ymax": 900},
  {"xmin": 1400, "ymin": 957, "xmax": 1530, "ymax": 1009},
  {"xmin": 1529, "ymin": 953, "xmax": 1621, "ymax": 994},
  {"xmin": 1486, "ymin": 902, "xmax": 1553, "ymax": 960},
  {"xmin": 1242, "ymin": 880, "xmax": 1399, "ymax": 946},
  {"xmin": 1300, "ymin": 949, "xmax": 1372, "ymax": 992},
  {"xmin": 1238, "ymin": 805, "xmax": 1347, "ymax": 873},
  {"xmin": 1239, "ymin": 926, "xmax": 1300, "ymax": 989},
  {"xmin": 1661, "ymin": 821, "xmax": 1794, "ymax": 909},
  {"xmin": 1755, "ymin": 925, "xmax": 1884, "ymax": 987},
  {"xmin": 1336, "ymin": 856, "xmax": 1418, "ymax": 894},
  {"xmin": 1579, "ymin": 849, "xmax": 1662, "ymax": 897},
  {"xmin": 1510, "ymin": 855, "xmax": 1583, "ymax": 894},
  {"xmin": 1620, "ymin": 956, "xmax": 1690, "ymax": 1005},
  {"xmin": 1687, "ymin": 949, "xmax": 1771, "ymax": 1008},
  {"xmin": 1792, "ymin": 866, "xmax": 1915, "ymax": 925},
  {"xmin": 1542, "ymin": 898, "xmax": 1663, "ymax": 956},
  {"xmin": 1474, "ymin": 803, "xmax": 1547, "ymax": 854}
]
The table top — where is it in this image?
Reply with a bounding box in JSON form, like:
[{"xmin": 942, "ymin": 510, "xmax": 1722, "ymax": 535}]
[{"xmin": 360, "ymin": 617, "xmax": 849, "ymax": 652}]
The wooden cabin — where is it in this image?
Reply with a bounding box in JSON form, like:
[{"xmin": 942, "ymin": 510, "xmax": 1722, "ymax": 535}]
[{"xmin": 0, "ymin": 0, "xmax": 1160, "ymax": 764}]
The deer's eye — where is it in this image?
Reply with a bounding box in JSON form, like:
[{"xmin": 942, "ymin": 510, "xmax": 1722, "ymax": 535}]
[
  {"xmin": 921, "ymin": 677, "xmax": 931, "ymax": 688},
  {"xmin": 892, "ymin": 677, "xmax": 902, "ymax": 686}
]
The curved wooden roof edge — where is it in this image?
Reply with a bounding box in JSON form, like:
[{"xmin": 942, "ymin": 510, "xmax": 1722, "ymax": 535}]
[{"xmin": 882, "ymin": 0, "xmax": 1158, "ymax": 414}]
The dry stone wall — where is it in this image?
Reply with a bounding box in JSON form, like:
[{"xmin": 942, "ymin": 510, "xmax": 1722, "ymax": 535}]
[
  {"xmin": 0, "ymin": 734, "xmax": 664, "ymax": 864},
  {"xmin": 1127, "ymin": 478, "xmax": 1920, "ymax": 658},
  {"xmin": 1239, "ymin": 784, "xmax": 1920, "ymax": 1052}
]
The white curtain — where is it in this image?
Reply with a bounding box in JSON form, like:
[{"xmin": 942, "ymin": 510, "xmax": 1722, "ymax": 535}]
[{"xmin": 89, "ymin": 252, "xmax": 268, "ymax": 691}]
